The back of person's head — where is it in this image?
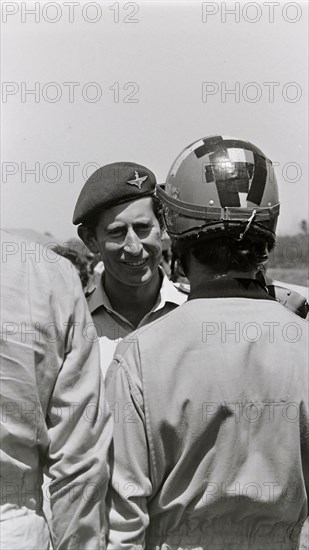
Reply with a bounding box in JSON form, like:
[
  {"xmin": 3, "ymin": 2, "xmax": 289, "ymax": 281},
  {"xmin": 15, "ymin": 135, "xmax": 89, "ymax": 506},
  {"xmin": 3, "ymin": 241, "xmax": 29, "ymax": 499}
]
[{"xmin": 186, "ymin": 234, "xmax": 271, "ymax": 275}]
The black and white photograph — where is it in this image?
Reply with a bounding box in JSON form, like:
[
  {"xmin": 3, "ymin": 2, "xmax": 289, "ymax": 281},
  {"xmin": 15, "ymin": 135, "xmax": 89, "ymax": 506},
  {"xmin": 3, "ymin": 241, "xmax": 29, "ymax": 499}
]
[{"xmin": 1, "ymin": 1, "xmax": 308, "ymax": 548}]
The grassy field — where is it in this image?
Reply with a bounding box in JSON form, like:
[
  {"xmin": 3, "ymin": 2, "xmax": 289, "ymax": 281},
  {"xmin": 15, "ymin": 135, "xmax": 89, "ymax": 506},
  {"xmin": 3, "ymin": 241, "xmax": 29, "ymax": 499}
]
[{"xmin": 267, "ymin": 267, "xmax": 309, "ymax": 287}]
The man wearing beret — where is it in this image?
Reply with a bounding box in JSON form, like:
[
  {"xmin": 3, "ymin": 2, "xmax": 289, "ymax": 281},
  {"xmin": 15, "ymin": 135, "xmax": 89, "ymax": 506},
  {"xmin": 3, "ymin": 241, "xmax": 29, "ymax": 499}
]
[{"xmin": 73, "ymin": 161, "xmax": 186, "ymax": 377}]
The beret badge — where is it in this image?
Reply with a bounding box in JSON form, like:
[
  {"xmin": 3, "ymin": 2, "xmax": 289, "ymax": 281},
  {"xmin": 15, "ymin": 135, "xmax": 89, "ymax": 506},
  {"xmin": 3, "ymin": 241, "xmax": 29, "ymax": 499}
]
[{"xmin": 126, "ymin": 171, "xmax": 148, "ymax": 190}]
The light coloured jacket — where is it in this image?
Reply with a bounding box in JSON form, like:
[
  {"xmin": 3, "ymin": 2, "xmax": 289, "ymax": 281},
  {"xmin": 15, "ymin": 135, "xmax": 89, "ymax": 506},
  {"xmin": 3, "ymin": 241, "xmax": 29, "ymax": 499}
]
[
  {"xmin": 0, "ymin": 231, "xmax": 112, "ymax": 549},
  {"xmin": 105, "ymin": 278, "xmax": 309, "ymax": 550}
]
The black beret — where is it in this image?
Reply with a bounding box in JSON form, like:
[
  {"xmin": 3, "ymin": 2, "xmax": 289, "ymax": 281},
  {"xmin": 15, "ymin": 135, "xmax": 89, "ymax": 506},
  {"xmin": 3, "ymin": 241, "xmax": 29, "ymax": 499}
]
[{"xmin": 73, "ymin": 162, "xmax": 157, "ymax": 225}]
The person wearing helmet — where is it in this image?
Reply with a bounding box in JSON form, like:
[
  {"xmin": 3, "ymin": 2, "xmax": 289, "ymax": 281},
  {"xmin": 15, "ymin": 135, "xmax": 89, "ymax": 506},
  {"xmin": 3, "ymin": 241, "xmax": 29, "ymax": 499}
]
[
  {"xmin": 73, "ymin": 162, "xmax": 186, "ymax": 378},
  {"xmin": 105, "ymin": 136, "xmax": 308, "ymax": 549}
]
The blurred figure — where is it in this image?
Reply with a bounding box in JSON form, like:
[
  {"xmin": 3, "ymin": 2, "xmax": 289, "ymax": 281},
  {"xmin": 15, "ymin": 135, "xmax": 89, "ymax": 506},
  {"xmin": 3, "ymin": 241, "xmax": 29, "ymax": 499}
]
[
  {"xmin": 0, "ymin": 230, "xmax": 112, "ymax": 549},
  {"xmin": 52, "ymin": 244, "xmax": 92, "ymax": 291},
  {"xmin": 105, "ymin": 136, "xmax": 308, "ymax": 549}
]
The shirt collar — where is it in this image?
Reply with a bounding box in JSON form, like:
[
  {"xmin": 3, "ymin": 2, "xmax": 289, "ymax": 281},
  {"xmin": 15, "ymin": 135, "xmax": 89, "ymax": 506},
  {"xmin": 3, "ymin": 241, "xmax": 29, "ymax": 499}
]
[
  {"xmin": 152, "ymin": 266, "xmax": 187, "ymax": 311},
  {"xmin": 188, "ymin": 277, "xmax": 275, "ymax": 301},
  {"xmin": 87, "ymin": 274, "xmax": 113, "ymax": 314},
  {"xmin": 88, "ymin": 265, "xmax": 185, "ymax": 315}
]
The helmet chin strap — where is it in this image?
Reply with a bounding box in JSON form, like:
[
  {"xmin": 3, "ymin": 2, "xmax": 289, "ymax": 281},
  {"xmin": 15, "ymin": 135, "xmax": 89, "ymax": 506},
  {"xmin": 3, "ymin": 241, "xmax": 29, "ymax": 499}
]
[{"xmin": 238, "ymin": 209, "xmax": 257, "ymax": 241}]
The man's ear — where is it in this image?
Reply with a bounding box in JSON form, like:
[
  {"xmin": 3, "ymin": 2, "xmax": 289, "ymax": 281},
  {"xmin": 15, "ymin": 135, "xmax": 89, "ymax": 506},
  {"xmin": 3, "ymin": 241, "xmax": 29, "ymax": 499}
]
[{"xmin": 78, "ymin": 225, "xmax": 99, "ymax": 254}]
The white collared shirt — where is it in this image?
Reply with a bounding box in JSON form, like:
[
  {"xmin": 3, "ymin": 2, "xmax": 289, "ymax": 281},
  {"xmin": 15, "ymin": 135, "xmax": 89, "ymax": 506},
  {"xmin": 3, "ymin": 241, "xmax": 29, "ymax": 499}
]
[{"xmin": 88, "ymin": 267, "xmax": 187, "ymax": 377}]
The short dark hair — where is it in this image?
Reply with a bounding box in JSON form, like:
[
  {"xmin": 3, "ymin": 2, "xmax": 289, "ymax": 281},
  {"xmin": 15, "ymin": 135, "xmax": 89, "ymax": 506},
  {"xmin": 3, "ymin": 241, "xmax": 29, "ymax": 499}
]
[
  {"xmin": 151, "ymin": 194, "xmax": 164, "ymax": 230},
  {"xmin": 176, "ymin": 234, "xmax": 274, "ymax": 275}
]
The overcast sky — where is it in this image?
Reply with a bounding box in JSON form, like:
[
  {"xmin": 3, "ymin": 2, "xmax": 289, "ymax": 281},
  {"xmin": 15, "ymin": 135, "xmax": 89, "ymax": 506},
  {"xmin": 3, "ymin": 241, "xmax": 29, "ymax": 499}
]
[{"xmin": 1, "ymin": 0, "xmax": 308, "ymax": 240}]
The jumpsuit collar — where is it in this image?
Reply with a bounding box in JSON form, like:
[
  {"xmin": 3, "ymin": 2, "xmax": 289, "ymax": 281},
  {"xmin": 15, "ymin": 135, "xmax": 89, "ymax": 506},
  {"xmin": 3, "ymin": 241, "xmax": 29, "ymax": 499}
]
[{"xmin": 188, "ymin": 277, "xmax": 275, "ymax": 301}]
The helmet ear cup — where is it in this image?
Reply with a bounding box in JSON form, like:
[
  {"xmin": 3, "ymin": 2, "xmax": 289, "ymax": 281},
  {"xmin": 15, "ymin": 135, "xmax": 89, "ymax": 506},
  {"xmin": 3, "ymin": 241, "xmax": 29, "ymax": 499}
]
[{"xmin": 159, "ymin": 136, "xmax": 280, "ymax": 242}]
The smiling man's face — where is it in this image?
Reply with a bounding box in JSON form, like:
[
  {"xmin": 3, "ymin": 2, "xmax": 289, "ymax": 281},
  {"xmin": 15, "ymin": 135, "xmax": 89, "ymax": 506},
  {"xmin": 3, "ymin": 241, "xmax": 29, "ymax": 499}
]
[{"xmin": 91, "ymin": 197, "xmax": 162, "ymax": 288}]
